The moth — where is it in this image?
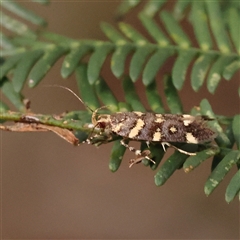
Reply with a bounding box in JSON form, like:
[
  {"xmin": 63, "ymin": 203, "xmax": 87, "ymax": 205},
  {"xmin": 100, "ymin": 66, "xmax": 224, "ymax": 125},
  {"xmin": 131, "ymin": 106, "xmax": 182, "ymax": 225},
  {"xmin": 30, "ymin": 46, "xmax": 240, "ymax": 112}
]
[
  {"xmin": 58, "ymin": 87, "xmax": 216, "ymax": 167},
  {"xmin": 91, "ymin": 111, "xmax": 216, "ymax": 167}
]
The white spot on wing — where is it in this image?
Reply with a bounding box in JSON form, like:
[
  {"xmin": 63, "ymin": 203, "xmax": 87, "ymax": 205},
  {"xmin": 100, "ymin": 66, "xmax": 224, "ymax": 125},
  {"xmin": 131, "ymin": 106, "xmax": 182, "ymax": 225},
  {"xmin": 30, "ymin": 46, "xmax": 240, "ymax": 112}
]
[
  {"xmin": 155, "ymin": 114, "xmax": 164, "ymax": 123},
  {"xmin": 186, "ymin": 132, "xmax": 198, "ymax": 143},
  {"xmin": 112, "ymin": 122, "xmax": 124, "ymax": 132},
  {"xmin": 170, "ymin": 126, "xmax": 177, "ymax": 133},
  {"xmin": 153, "ymin": 131, "xmax": 161, "ymax": 141},
  {"xmin": 128, "ymin": 119, "xmax": 144, "ymax": 138},
  {"xmin": 134, "ymin": 111, "xmax": 144, "ymax": 116},
  {"xmin": 183, "ymin": 114, "xmax": 195, "ymax": 126}
]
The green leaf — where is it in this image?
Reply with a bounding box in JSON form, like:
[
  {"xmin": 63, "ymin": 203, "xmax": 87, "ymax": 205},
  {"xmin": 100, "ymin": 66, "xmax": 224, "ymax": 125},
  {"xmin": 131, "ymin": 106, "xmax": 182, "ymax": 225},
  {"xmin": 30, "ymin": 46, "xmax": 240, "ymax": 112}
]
[
  {"xmin": 183, "ymin": 148, "xmax": 220, "ymax": 173},
  {"xmin": 65, "ymin": 110, "xmax": 91, "ymax": 125},
  {"xmin": 1, "ymin": 0, "xmax": 239, "ymax": 199},
  {"xmin": 207, "ymin": 56, "xmax": 237, "ymax": 94},
  {"xmin": 101, "ymin": 22, "xmax": 127, "ymax": 43},
  {"xmin": 0, "ymin": 32, "xmax": 16, "ymax": 49},
  {"xmin": 42, "ymin": 31, "xmax": 72, "ymax": 43},
  {"xmin": 154, "ymin": 151, "xmax": 188, "ymax": 186},
  {"xmin": 205, "ymin": 1, "xmax": 231, "ymax": 53},
  {"xmin": 1, "ymin": 1, "xmax": 46, "ymax": 26},
  {"xmin": 1, "ymin": 11, "xmax": 36, "ymax": 38},
  {"xmin": 74, "ymin": 129, "xmax": 88, "ymax": 143},
  {"xmin": 0, "ymin": 101, "xmax": 9, "ymax": 112},
  {"xmin": 130, "ymin": 46, "xmax": 155, "ymax": 82},
  {"xmin": 109, "ymin": 139, "xmax": 127, "ymax": 172},
  {"xmin": 75, "ymin": 64, "xmax": 100, "ymax": 111},
  {"xmin": 95, "ymin": 78, "xmax": 118, "ymax": 112},
  {"xmin": 12, "ymin": 49, "xmax": 44, "ymax": 92},
  {"xmin": 111, "ymin": 45, "xmax": 134, "ymax": 78},
  {"xmin": 223, "ymin": 60, "xmax": 240, "ymax": 80},
  {"xmin": 31, "ymin": 0, "xmax": 49, "ymax": 4},
  {"xmin": 232, "ymin": 115, "xmax": 240, "ymax": 150},
  {"xmin": 0, "ymin": 53, "xmax": 23, "ymax": 79},
  {"xmin": 87, "ymin": 43, "xmax": 113, "ymax": 84},
  {"xmin": 225, "ymin": 7, "xmax": 240, "ymax": 54},
  {"xmin": 0, "ymin": 77, "xmax": 25, "ymax": 111},
  {"xmin": 122, "ymin": 76, "xmax": 145, "ymax": 111},
  {"xmin": 225, "ymin": 121, "xmax": 235, "ymax": 149},
  {"xmin": 149, "ymin": 144, "xmax": 165, "ymax": 170},
  {"xmin": 145, "ymin": 80, "xmax": 164, "ymax": 113},
  {"xmin": 172, "ymin": 50, "xmax": 197, "ymax": 90},
  {"xmin": 225, "ymin": 169, "xmax": 240, "ymax": 203},
  {"xmin": 10, "ymin": 35, "xmax": 39, "ymax": 48},
  {"xmin": 164, "ymin": 75, "xmax": 183, "ymax": 114},
  {"xmin": 143, "ymin": 48, "xmax": 174, "ymax": 86},
  {"xmin": 61, "ymin": 43, "xmax": 92, "ymax": 78},
  {"xmin": 173, "ymin": 0, "xmax": 191, "ymax": 20},
  {"xmin": 204, "ymin": 150, "xmax": 240, "ymax": 196},
  {"xmin": 119, "ymin": 22, "xmax": 148, "ymax": 44},
  {"xmin": 118, "ymin": 102, "xmax": 131, "ymax": 112},
  {"xmin": 191, "ymin": 54, "xmax": 216, "ymax": 91},
  {"xmin": 0, "ymin": 101, "xmax": 9, "ymax": 123},
  {"xmin": 142, "ymin": 0, "xmax": 166, "ymax": 17},
  {"xmin": 28, "ymin": 45, "xmax": 69, "ymax": 87},
  {"xmin": 117, "ymin": 0, "xmax": 141, "ymax": 17},
  {"xmin": 200, "ymin": 99, "xmax": 231, "ymax": 148},
  {"xmin": 211, "ymin": 154, "xmax": 224, "ymax": 172},
  {"xmin": 160, "ymin": 10, "xmax": 192, "ymax": 48},
  {"xmin": 190, "ymin": 1, "xmax": 213, "ymax": 50},
  {"xmin": 138, "ymin": 13, "xmax": 170, "ymax": 45}
]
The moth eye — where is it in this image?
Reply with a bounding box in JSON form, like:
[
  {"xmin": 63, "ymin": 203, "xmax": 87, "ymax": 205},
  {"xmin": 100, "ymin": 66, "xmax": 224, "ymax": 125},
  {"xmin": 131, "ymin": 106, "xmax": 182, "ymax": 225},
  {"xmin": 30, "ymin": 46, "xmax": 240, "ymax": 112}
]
[{"xmin": 98, "ymin": 122, "xmax": 106, "ymax": 129}]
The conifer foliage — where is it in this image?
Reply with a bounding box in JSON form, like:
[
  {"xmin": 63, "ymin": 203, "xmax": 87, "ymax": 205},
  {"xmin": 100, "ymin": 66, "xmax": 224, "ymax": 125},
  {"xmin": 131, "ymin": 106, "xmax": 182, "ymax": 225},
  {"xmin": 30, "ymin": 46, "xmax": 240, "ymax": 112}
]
[{"xmin": 0, "ymin": 1, "xmax": 239, "ymax": 202}]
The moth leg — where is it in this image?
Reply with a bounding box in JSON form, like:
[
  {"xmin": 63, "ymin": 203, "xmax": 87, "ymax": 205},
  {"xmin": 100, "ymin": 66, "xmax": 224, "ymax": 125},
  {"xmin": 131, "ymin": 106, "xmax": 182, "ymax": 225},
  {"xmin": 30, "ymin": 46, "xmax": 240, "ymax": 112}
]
[
  {"xmin": 128, "ymin": 150, "xmax": 152, "ymax": 168},
  {"xmin": 86, "ymin": 126, "xmax": 113, "ymax": 145},
  {"xmin": 161, "ymin": 142, "xmax": 170, "ymax": 152},
  {"xmin": 161, "ymin": 142, "xmax": 196, "ymax": 156},
  {"xmin": 146, "ymin": 141, "xmax": 150, "ymax": 148},
  {"xmin": 120, "ymin": 139, "xmax": 155, "ymax": 167}
]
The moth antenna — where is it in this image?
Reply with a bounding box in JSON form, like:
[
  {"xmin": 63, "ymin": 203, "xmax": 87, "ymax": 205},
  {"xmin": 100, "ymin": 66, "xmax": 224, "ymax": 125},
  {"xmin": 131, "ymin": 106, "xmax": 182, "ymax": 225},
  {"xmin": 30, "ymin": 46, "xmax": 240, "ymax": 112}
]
[
  {"xmin": 45, "ymin": 85, "xmax": 109, "ymax": 127},
  {"xmin": 47, "ymin": 84, "xmax": 94, "ymax": 113}
]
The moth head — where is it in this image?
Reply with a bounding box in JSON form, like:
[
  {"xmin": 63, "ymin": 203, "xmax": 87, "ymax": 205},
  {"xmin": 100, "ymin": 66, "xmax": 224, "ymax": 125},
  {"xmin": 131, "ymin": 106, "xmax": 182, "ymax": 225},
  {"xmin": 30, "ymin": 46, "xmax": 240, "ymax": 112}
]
[
  {"xmin": 95, "ymin": 115, "xmax": 111, "ymax": 129},
  {"xmin": 92, "ymin": 106, "xmax": 110, "ymax": 129}
]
